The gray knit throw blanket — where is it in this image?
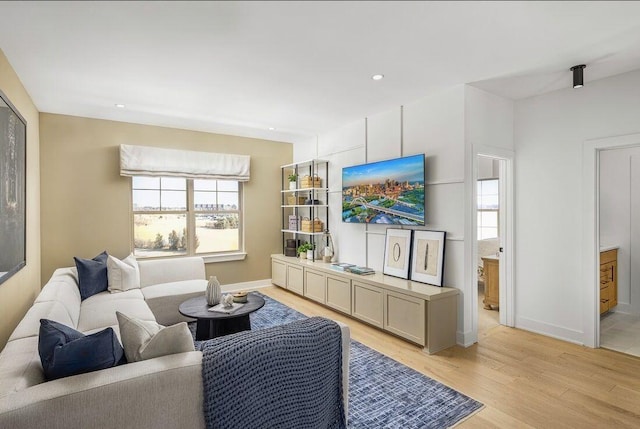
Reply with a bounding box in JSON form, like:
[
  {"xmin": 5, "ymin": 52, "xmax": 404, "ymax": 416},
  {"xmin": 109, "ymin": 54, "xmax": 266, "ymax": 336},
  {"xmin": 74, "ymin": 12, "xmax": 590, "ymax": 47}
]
[{"xmin": 198, "ymin": 317, "xmax": 346, "ymax": 429}]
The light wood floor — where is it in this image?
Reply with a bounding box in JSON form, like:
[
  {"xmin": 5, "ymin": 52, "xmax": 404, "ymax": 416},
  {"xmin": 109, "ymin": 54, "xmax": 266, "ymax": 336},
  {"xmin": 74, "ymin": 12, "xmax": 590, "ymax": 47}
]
[{"xmin": 259, "ymin": 286, "xmax": 640, "ymax": 428}]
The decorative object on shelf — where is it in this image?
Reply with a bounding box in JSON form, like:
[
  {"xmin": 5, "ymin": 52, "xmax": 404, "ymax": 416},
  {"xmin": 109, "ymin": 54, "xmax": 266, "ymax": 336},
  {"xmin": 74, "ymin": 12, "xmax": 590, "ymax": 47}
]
[
  {"xmin": 205, "ymin": 276, "xmax": 222, "ymax": 306},
  {"xmin": 232, "ymin": 291, "xmax": 248, "ymax": 303},
  {"xmin": 330, "ymin": 262, "xmax": 355, "ymax": 272},
  {"xmin": 300, "ymin": 174, "xmax": 322, "ymax": 189},
  {"xmin": 345, "ymin": 265, "xmax": 375, "ymax": 275},
  {"xmin": 288, "ymin": 173, "xmax": 298, "ymax": 190},
  {"xmin": 297, "ymin": 242, "xmax": 313, "ymax": 259},
  {"xmin": 301, "ymin": 217, "xmax": 324, "ymax": 233},
  {"xmin": 288, "ymin": 215, "xmax": 300, "ymax": 230},
  {"xmin": 383, "ymin": 228, "xmax": 413, "ymax": 279},
  {"xmin": 221, "ymin": 293, "xmax": 234, "ymax": 308},
  {"xmin": 410, "ymin": 230, "xmax": 446, "ymax": 286},
  {"xmin": 321, "ymin": 230, "xmax": 335, "ymax": 262},
  {"xmin": 284, "ymin": 238, "xmax": 298, "ymax": 257},
  {"xmin": 287, "ymin": 195, "xmax": 306, "ymax": 205},
  {"xmin": 304, "ymin": 198, "xmax": 322, "ymax": 205}
]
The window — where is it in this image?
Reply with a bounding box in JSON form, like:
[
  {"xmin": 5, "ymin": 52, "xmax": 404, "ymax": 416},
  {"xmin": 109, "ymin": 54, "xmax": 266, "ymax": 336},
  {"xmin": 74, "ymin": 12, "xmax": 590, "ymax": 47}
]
[
  {"xmin": 132, "ymin": 176, "xmax": 242, "ymax": 258},
  {"xmin": 477, "ymin": 179, "xmax": 499, "ymax": 240}
]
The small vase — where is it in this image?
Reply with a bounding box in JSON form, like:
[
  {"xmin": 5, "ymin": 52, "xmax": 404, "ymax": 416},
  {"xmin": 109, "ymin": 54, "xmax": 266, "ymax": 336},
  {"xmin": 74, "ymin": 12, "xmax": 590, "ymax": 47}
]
[
  {"xmin": 206, "ymin": 276, "xmax": 222, "ymax": 306},
  {"xmin": 289, "ymin": 182, "xmax": 297, "ymax": 190}
]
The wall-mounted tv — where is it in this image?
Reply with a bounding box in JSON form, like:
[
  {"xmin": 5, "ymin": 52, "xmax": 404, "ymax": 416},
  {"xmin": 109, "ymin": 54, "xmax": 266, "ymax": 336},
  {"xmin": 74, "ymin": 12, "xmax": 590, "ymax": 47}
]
[{"xmin": 342, "ymin": 154, "xmax": 425, "ymax": 225}]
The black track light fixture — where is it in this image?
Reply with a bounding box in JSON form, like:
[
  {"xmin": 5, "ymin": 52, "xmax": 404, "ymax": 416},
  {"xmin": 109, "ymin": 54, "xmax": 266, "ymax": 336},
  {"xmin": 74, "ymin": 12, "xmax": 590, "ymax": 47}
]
[{"xmin": 570, "ymin": 64, "xmax": 586, "ymax": 89}]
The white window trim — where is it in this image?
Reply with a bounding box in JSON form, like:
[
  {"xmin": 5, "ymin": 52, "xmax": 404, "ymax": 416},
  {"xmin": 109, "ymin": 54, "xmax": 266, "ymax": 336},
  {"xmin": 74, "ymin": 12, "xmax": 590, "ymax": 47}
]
[{"xmin": 202, "ymin": 252, "xmax": 247, "ymax": 263}]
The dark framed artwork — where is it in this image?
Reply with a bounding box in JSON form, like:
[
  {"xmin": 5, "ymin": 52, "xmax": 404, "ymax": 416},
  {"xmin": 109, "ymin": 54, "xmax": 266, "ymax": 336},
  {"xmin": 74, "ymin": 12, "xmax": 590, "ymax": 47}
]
[
  {"xmin": 410, "ymin": 230, "xmax": 446, "ymax": 286},
  {"xmin": 383, "ymin": 228, "xmax": 412, "ymax": 279},
  {"xmin": 0, "ymin": 89, "xmax": 27, "ymax": 286}
]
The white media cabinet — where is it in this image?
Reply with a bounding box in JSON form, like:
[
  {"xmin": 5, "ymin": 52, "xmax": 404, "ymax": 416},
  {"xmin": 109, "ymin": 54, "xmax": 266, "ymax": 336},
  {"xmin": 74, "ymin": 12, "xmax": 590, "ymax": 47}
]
[{"xmin": 271, "ymin": 254, "xmax": 459, "ymax": 354}]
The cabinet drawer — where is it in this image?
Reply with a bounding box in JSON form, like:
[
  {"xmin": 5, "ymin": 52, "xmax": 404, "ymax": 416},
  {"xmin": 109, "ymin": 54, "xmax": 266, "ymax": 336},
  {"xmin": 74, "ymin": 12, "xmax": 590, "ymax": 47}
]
[
  {"xmin": 287, "ymin": 265, "xmax": 304, "ymax": 295},
  {"xmin": 352, "ymin": 281, "xmax": 383, "ymax": 328},
  {"xmin": 326, "ymin": 275, "xmax": 351, "ymax": 314},
  {"xmin": 272, "ymin": 259, "xmax": 287, "ymax": 288},
  {"xmin": 384, "ymin": 290, "xmax": 426, "ymax": 345},
  {"xmin": 600, "ymin": 262, "xmax": 614, "ymax": 283},
  {"xmin": 304, "ymin": 268, "xmax": 326, "ymax": 304}
]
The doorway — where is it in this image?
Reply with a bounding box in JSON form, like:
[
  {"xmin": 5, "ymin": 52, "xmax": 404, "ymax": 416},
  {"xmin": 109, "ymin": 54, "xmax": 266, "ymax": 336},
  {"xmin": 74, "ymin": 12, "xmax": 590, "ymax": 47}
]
[
  {"xmin": 598, "ymin": 146, "xmax": 640, "ymax": 356},
  {"xmin": 477, "ymin": 157, "xmax": 501, "ymax": 335},
  {"xmin": 471, "ymin": 146, "xmax": 515, "ymax": 344}
]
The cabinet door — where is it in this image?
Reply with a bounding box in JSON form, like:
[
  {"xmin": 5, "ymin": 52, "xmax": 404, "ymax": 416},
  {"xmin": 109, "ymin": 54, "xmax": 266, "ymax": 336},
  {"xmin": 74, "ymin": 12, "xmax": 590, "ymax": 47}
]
[
  {"xmin": 271, "ymin": 259, "xmax": 287, "ymax": 288},
  {"xmin": 304, "ymin": 268, "xmax": 326, "ymax": 304},
  {"xmin": 482, "ymin": 257, "xmax": 499, "ymax": 309},
  {"xmin": 287, "ymin": 265, "xmax": 304, "ymax": 295},
  {"xmin": 384, "ymin": 290, "xmax": 425, "ymax": 345},
  {"xmin": 326, "ymin": 275, "xmax": 351, "ymax": 314},
  {"xmin": 352, "ymin": 281, "xmax": 383, "ymax": 328}
]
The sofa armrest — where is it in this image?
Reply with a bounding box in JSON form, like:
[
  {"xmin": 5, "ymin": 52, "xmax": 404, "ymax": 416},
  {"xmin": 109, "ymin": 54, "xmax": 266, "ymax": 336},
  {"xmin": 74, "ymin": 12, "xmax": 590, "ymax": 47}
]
[
  {"xmin": 0, "ymin": 352, "xmax": 205, "ymax": 429},
  {"xmin": 335, "ymin": 320, "xmax": 350, "ymax": 418}
]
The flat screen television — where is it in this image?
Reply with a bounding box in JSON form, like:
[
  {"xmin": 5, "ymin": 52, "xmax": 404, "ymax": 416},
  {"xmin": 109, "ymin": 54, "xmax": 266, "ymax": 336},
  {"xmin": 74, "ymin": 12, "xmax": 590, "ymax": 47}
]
[{"xmin": 342, "ymin": 154, "xmax": 425, "ymax": 225}]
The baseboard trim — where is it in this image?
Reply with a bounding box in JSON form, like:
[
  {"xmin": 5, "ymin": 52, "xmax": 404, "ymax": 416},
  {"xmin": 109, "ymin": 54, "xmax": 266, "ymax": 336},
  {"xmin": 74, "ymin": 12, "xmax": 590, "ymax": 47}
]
[
  {"xmin": 457, "ymin": 330, "xmax": 476, "ymax": 348},
  {"xmin": 516, "ymin": 316, "xmax": 584, "ymax": 345},
  {"xmin": 222, "ymin": 279, "xmax": 272, "ymax": 293}
]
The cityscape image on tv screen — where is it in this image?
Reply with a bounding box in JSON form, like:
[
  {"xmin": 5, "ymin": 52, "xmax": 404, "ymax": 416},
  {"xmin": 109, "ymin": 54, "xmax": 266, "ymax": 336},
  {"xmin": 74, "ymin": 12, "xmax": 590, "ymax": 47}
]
[{"xmin": 342, "ymin": 154, "xmax": 425, "ymax": 225}]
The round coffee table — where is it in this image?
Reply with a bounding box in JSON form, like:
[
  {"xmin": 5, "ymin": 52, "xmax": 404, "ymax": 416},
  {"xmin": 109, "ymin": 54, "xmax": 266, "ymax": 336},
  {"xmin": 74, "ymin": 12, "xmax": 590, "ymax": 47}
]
[{"xmin": 179, "ymin": 293, "xmax": 265, "ymax": 340}]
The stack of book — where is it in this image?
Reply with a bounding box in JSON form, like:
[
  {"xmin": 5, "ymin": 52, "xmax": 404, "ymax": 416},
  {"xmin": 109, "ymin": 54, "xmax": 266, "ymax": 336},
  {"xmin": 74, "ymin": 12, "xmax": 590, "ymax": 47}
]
[{"xmin": 330, "ymin": 263, "xmax": 375, "ymax": 275}]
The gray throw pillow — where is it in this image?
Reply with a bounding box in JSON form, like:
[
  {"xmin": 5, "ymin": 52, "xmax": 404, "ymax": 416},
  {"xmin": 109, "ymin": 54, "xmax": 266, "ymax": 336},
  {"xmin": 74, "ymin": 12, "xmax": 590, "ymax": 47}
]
[{"xmin": 116, "ymin": 312, "xmax": 194, "ymax": 362}]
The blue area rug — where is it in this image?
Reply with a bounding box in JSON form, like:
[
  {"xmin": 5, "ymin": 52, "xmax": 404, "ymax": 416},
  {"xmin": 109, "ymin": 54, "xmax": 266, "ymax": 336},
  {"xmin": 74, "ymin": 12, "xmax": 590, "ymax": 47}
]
[{"xmin": 192, "ymin": 293, "xmax": 483, "ymax": 428}]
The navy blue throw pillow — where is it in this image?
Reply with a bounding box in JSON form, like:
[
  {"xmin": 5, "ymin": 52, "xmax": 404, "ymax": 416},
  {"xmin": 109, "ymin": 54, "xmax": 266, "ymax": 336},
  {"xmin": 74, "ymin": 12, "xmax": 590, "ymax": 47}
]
[
  {"xmin": 74, "ymin": 251, "xmax": 108, "ymax": 300},
  {"xmin": 38, "ymin": 319, "xmax": 125, "ymax": 380}
]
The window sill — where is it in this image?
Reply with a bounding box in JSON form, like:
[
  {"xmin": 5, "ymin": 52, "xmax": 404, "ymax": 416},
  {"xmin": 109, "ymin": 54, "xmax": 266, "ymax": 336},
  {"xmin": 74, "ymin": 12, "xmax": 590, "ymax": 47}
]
[{"xmin": 202, "ymin": 252, "xmax": 247, "ymax": 263}]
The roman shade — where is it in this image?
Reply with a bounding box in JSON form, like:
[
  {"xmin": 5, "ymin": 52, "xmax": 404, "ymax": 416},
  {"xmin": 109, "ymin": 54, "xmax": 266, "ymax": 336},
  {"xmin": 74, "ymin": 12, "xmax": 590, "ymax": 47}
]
[{"xmin": 119, "ymin": 144, "xmax": 250, "ymax": 181}]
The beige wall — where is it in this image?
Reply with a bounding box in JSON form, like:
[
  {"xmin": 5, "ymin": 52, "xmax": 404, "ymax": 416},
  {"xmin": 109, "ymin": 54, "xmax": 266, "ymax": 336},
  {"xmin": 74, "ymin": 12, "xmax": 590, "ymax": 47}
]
[
  {"xmin": 0, "ymin": 49, "xmax": 41, "ymax": 349},
  {"xmin": 40, "ymin": 114, "xmax": 291, "ymax": 286}
]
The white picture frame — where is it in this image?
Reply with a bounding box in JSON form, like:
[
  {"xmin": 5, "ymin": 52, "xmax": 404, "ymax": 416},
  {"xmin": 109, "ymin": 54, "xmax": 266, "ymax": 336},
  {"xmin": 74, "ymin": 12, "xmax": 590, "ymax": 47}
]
[
  {"xmin": 383, "ymin": 228, "xmax": 412, "ymax": 279},
  {"xmin": 410, "ymin": 230, "xmax": 446, "ymax": 286}
]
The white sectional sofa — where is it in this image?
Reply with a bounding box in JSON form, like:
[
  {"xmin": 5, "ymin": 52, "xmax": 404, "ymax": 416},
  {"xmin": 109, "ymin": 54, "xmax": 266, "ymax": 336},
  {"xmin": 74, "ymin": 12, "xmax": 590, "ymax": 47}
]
[{"xmin": 0, "ymin": 256, "xmax": 350, "ymax": 429}]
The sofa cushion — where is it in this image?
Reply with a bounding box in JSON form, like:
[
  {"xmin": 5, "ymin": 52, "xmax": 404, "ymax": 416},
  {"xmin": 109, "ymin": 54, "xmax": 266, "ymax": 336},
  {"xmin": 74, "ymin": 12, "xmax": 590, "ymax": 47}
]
[
  {"xmin": 141, "ymin": 279, "xmax": 207, "ymax": 325},
  {"xmin": 38, "ymin": 319, "xmax": 125, "ymax": 380},
  {"xmin": 138, "ymin": 256, "xmax": 205, "ymax": 288},
  {"xmin": 0, "ymin": 337, "xmax": 45, "ymax": 396},
  {"xmin": 116, "ymin": 312, "xmax": 194, "ymax": 362},
  {"xmin": 74, "ymin": 251, "xmax": 109, "ymax": 300},
  {"xmin": 78, "ymin": 295, "xmax": 155, "ymax": 333},
  {"xmin": 82, "ymin": 288, "xmax": 144, "ymax": 306},
  {"xmin": 107, "ymin": 254, "xmax": 140, "ymax": 293},
  {"xmin": 9, "ymin": 301, "xmax": 76, "ymax": 341}
]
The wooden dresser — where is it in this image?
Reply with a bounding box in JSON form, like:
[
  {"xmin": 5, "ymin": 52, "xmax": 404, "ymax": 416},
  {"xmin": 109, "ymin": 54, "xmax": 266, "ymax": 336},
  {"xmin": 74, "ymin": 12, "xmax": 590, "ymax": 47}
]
[
  {"xmin": 481, "ymin": 255, "xmax": 499, "ymax": 310},
  {"xmin": 600, "ymin": 248, "xmax": 618, "ymax": 314}
]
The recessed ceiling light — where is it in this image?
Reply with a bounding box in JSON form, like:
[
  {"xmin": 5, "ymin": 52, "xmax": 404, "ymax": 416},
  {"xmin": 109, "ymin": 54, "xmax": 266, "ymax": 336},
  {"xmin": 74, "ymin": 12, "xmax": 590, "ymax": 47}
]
[
  {"xmin": 268, "ymin": 127, "xmax": 276, "ymax": 131},
  {"xmin": 115, "ymin": 103, "xmax": 126, "ymax": 108},
  {"xmin": 372, "ymin": 74, "xmax": 384, "ymax": 81}
]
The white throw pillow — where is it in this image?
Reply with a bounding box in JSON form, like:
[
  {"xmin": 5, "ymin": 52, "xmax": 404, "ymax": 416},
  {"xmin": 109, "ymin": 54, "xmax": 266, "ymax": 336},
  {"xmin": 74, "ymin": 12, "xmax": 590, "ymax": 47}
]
[
  {"xmin": 116, "ymin": 312, "xmax": 195, "ymax": 363},
  {"xmin": 107, "ymin": 254, "xmax": 140, "ymax": 293}
]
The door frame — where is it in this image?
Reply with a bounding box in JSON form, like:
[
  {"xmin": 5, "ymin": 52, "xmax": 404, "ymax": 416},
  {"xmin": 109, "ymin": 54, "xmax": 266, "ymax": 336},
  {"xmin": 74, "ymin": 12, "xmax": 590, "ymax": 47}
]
[
  {"xmin": 470, "ymin": 144, "xmax": 515, "ymax": 342},
  {"xmin": 583, "ymin": 132, "xmax": 640, "ymax": 347}
]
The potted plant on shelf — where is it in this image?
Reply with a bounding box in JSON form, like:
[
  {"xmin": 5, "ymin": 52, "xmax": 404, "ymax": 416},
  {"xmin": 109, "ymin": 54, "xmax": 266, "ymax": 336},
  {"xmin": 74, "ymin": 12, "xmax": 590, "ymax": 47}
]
[
  {"xmin": 288, "ymin": 173, "xmax": 298, "ymax": 190},
  {"xmin": 297, "ymin": 242, "xmax": 315, "ymax": 260}
]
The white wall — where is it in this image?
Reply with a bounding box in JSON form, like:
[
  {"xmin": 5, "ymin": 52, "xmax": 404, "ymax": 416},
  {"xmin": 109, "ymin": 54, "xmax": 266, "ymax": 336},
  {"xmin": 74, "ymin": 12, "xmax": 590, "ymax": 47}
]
[
  {"xmin": 600, "ymin": 147, "xmax": 640, "ymax": 315},
  {"xmin": 294, "ymin": 84, "xmax": 513, "ymax": 346},
  {"xmin": 515, "ymin": 69, "xmax": 640, "ymax": 344}
]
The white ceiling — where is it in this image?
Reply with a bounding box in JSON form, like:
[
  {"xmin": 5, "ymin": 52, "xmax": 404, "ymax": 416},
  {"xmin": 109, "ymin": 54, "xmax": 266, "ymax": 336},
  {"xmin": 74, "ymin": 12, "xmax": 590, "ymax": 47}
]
[{"xmin": 1, "ymin": 1, "xmax": 640, "ymax": 144}]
